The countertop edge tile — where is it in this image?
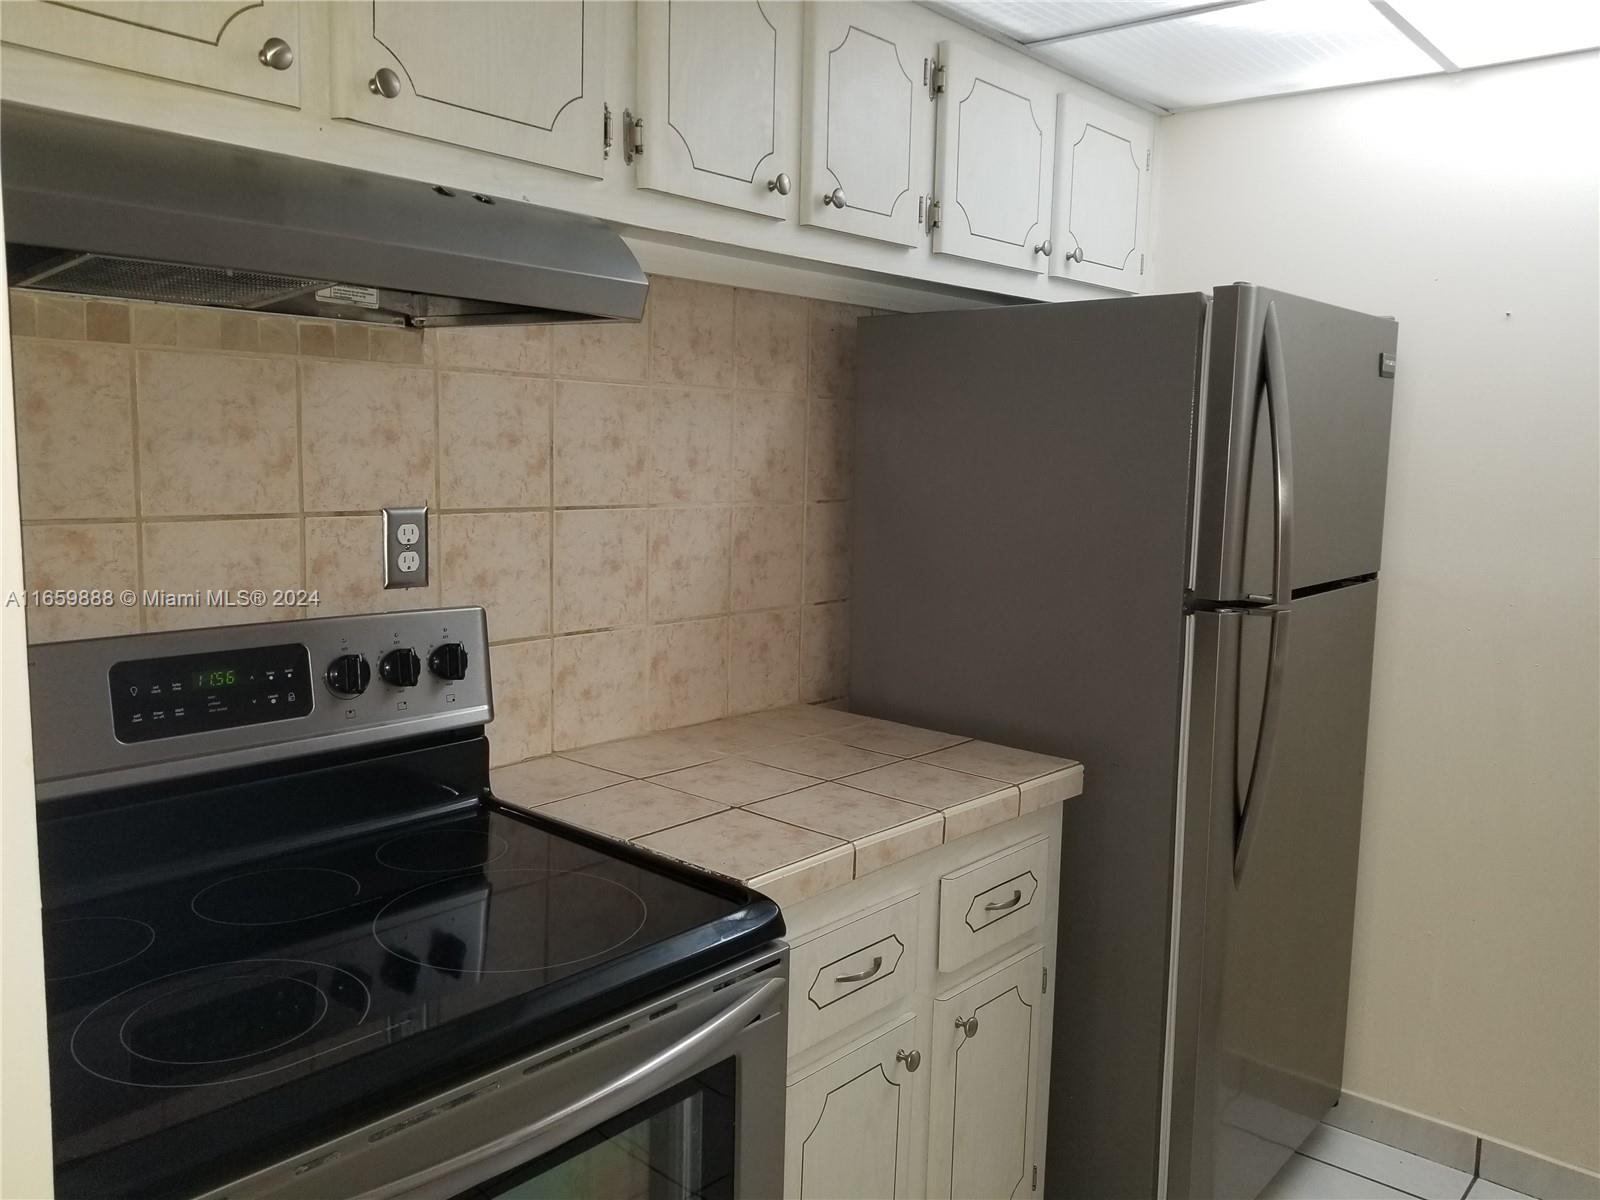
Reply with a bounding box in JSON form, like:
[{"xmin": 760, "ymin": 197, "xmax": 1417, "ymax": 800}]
[
  {"xmin": 748, "ymin": 843, "xmax": 855, "ymax": 907},
  {"xmin": 1019, "ymin": 763, "xmax": 1086, "ymax": 813}
]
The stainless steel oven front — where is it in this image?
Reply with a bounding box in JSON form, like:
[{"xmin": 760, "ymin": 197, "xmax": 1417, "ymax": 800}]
[{"xmin": 199, "ymin": 947, "xmax": 788, "ymax": 1200}]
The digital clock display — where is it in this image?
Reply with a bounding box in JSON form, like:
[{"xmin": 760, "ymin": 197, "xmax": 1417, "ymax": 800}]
[{"xmin": 193, "ymin": 668, "xmax": 238, "ymax": 690}]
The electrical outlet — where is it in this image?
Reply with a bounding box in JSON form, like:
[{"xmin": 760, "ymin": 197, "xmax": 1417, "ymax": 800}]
[{"xmin": 382, "ymin": 505, "xmax": 429, "ymax": 589}]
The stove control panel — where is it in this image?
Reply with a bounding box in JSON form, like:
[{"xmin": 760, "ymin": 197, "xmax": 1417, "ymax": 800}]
[{"xmin": 109, "ymin": 643, "xmax": 313, "ymax": 743}]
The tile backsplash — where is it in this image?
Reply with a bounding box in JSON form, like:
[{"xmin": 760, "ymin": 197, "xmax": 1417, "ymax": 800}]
[{"xmin": 9, "ymin": 276, "xmax": 867, "ymax": 765}]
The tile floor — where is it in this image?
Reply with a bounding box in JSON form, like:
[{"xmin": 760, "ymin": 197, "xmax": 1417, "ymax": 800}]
[{"xmin": 1265, "ymin": 1125, "xmax": 1537, "ymax": 1200}]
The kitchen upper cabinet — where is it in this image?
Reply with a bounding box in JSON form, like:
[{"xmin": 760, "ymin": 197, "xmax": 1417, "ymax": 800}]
[
  {"xmin": 928, "ymin": 946, "xmax": 1044, "ymax": 1200},
  {"xmin": 1050, "ymin": 94, "xmax": 1152, "ymax": 292},
  {"xmin": 0, "ymin": 1, "xmax": 301, "ymax": 106},
  {"xmin": 786, "ymin": 1014, "xmax": 922, "ymax": 1200},
  {"xmin": 635, "ymin": 0, "xmax": 801, "ymax": 218},
  {"xmin": 799, "ymin": 2, "xmax": 934, "ymax": 248},
  {"xmin": 930, "ymin": 42, "xmax": 1054, "ymax": 274},
  {"xmin": 329, "ymin": 2, "xmax": 606, "ymax": 177}
]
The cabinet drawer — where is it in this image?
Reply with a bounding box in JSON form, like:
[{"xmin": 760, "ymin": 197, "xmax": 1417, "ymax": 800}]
[
  {"xmin": 937, "ymin": 835, "xmax": 1048, "ymax": 974},
  {"xmin": 789, "ymin": 893, "xmax": 919, "ymax": 1054}
]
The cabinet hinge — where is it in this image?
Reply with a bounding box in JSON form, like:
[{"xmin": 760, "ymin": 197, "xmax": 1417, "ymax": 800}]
[
  {"xmin": 1146, "ymin": 147, "xmax": 1152, "ymax": 170},
  {"xmin": 927, "ymin": 58, "xmax": 947, "ymax": 100},
  {"xmin": 925, "ymin": 197, "xmax": 941, "ymax": 235},
  {"xmin": 621, "ymin": 109, "xmax": 644, "ymax": 164},
  {"xmin": 1141, "ymin": 253, "xmax": 1146, "ymax": 275},
  {"xmin": 602, "ymin": 103, "xmax": 613, "ymax": 159},
  {"xmin": 1042, "ymin": 967, "xmax": 1049, "ymax": 994},
  {"xmin": 1033, "ymin": 1165, "xmax": 1039, "ymax": 1191}
]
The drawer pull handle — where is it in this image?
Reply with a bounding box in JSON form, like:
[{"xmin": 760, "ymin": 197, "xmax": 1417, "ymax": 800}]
[
  {"xmin": 834, "ymin": 955, "xmax": 883, "ymax": 984},
  {"xmin": 984, "ymin": 889, "xmax": 1024, "ymax": 913},
  {"xmin": 896, "ymin": 1048, "xmax": 921, "ymax": 1072}
]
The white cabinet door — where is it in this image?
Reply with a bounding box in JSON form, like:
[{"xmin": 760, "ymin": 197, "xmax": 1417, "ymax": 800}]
[
  {"xmin": 1050, "ymin": 94, "xmax": 1152, "ymax": 291},
  {"xmin": 0, "ymin": 1, "xmax": 301, "ymax": 106},
  {"xmin": 786, "ymin": 1013, "xmax": 922, "ymax": 1200},
  {"xmin": 800, "ymin": 2, "xmax": 934, "ymax": 248},
  {"xmin": 635, "ymin": 0, "xmax": 801, "ymax": 218},
  {"xmin": 928, "ymin": 946, "xmax": 1043, "ymax": 1200},
  {"xmin": 329, "ymin": 2, "xmax": 605, "ymax": 178},
  {"xmin": 930, "ymin": 41, "xmax": 1054, "ymax": 274}
]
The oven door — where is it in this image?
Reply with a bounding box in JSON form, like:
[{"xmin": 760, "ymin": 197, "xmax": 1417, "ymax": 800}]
[{"xmin": 205, "ymin": 950, "xmax": 787, "ymax": 1200}]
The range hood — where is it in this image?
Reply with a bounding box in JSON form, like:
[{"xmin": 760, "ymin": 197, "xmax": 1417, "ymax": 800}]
[{"xmin": 1, "ymin": 105, "xmax": 647, "ymax": 327}]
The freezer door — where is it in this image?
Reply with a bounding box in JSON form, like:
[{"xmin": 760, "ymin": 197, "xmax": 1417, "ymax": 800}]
[
  {"xmin": 1193, "ymin": 285, "xmax": 1397, "ymax": 601},
  {"xmin": 1169, "ymin": 580, "xmax": 1380, "ymax": 1200}
]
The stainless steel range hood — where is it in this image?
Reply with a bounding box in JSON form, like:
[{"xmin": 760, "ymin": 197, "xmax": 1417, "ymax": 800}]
[{"xmin": 1, "ymin": 105, "xmax": 647, "ymax": 327}]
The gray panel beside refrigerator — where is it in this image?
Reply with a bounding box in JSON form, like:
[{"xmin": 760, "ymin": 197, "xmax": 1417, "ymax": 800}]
[{"xmin": 851, "ymin": 285, "xmax": 1396, "ymax": 1199}]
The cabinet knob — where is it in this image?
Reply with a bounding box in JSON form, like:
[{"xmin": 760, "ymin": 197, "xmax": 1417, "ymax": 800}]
[
  {"xmin": 369, "ymin": 67, "xmax": 402, "ymax": 99},
  {"xmin": 1034, "ymin": 239, "xmax": 1052, "ymax": 257},
  {"xmin": 955, "ymin": 1016, "xmax": 978, "ymax": 1038},
  {"xmin": 767, "ymin": 173, "xmax": 791, "ymax": 196},
  {"xmin": 1062, "ymin": 245, "xmax": 1086, "ymax": 265},
  {"xmin": 258, "ymin": 37, "xmax": 294, "ymax": 71},
  {"xmin": 895, "ymin": 1048, "xmax": 921, "ymax": 1072},
  {"xmin": 823, "ymin": 187, "xmax": 847, "ymax": 209}
]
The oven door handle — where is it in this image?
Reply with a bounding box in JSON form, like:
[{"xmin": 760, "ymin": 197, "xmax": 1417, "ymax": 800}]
[{"xmin": 363, "ymin": 975, "xmax": 785, "ymax": 1200}]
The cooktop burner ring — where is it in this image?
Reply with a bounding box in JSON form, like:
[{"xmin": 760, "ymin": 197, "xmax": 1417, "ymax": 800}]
[
  {"xmin": 371, "ymin": 867, "xmax": 650, "ymax": 973},
  {"xmin": 374, "ymin": 826, "xmax": 511, "ymax": 873},
  {"xmin": 117, "ymin": 971, "xmax": 330, "ymax": 1067},
  {"xmin": 43, "ymin": 916, "xmax": 156, "ymax": 982},
  {"xmin": 70, "ymin": 958, "xmax": 375, "ymax": 1090},
  {"xmin": 191, "ymin": 867, "xmax": 363, "ymax": 927}
]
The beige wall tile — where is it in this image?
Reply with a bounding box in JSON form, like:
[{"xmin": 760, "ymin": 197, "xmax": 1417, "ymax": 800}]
[
  {"xmin": 305, "ymin": 514, "xmax": 440, "ymax": 616},
  {"xmin": 136, "ymin": 351, "xmax": 298, "ymax": 516},
  {"xmin": 801, "ymin": 601, "xmax": 849, "ymax": 702},
  {"xmin": 301, "ymin": 360, "xmax": 435, "ymax": 512},
  {"xmin": 552, "ymin": 317, "xmax": 648, "ymax": 383},
  {"xmin": 133, "ymin": 305, "xmax": 177, "ymax": 346},
  {"xmin": 553, "ymin": 508, "xmax": 647, "ymax": 633},
  {"xmin": 804, "ymin": 502, "xmax": 851, "ymax": 603},
  {"xmin": 20, "ymin": 523, "xmax": 140, "ymax": 642},
  {"xmin": 735, "ymin": 289, "xmax": 807, "ymax": 393},
  {"xmin": 439, "ymin": 372, "xmax": 551, "ymax": 509},
  {"xmin": 441, "ymin": 511, "xmax": 551, "ymax": 641},
  {"xmin": 489, "ymin": 638, "xmax": 552, "ymax": 766},
  {"xmin": 650, "ymin": 617, "xmax": 728, "ymax": 728},
  {"xmin": 649, "ymin": 507, "xmax": 729, "ymax": 622},
  {"xmin": 219, "ymin": 312, "xmax": 259, "ymax": 352},
  {"xmin": 9, "ymin": 292, "xmax": 35, "ymax": 338},
  {"xmin": 650, "ymin": 277, "xmax": 734, "ymax": 387},
  {"xmin": 298, "ymin": 321, "xmax": 336, "ymax": 357},
  {"xmin": 553, "ymin": 380, "xmax": 648, "ymax": 506},
  {"xmin": 35, "ymin": 295, "xmax": 85, "ymax": 340},
  {"xmin": 435, "ymin": 325, "xmax": 550, "ymax": 374},
  {"xmin": 334, "ymin": 323, "xmax": 369, "ymax": 361},
  {"xmin": 729, "ymin": 609, "xmax": 800, "ymax": 714},
  {"xmin": 553, "ymin": 627, "xmax": 651, "ymax": 750},
  {"xmin": 650, "ymin": 388, "xmax": 730, "ymax": 504},
  {"xmin": 141, "ymin": 518, "xmax": 301, "ymax": 630},
  {"xmin": 13, "ymin": 340, "xmax": 134, "ymax": 520},
  {"xmin": 731, "ymin": 391, "xmax": 805, "ymax": 502},
  {"xmin": 85, "ymin": 301, "xmax": 131, "ymax": 344},
  {"xmin": 806, "ymin": 393, "xmax": 853, "ymax": 501},
  {"xmin": 809, "ymin": 300, "xmax": 870, "ymax": 398},
  {"xmin": 370, "ymin": 327, "xmax": 425, "ymax": 365},
  {"xmin": 258, "ymin": 317, "xmax": 298, "ymax": 355},
  {"xmin": 176, "ymin": 307, "xmax": 222, "ymax": 349},
  {"xmin": 732, "ymin": 505, "xmax": 802, "ymax": 610}
]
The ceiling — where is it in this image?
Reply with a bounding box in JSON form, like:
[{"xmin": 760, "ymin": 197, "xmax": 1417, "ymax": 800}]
[{"xmin": 927, "ymin": 0, "xmax": 1600, "ymax": 111}]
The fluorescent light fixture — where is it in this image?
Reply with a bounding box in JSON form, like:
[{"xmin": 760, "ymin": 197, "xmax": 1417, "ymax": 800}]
[
  {"xmin": 1381, "ymin": 0, "xmax": 1599, "ymax": 67},
  {"xmin": 934, "ymin": 0, "xmax": 1226, "ymax": 43}
]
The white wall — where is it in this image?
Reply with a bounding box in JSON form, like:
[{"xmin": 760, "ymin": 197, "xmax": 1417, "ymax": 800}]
[{"xmin": 1151, "ymin": 54, "xmax": 1600, "ymax": 1172}]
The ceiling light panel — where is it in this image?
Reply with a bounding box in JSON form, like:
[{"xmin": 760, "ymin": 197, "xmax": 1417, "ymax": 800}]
[
  {"xmin": 1382, "ymin": 0, "xmax": 1600, "ymax": 67},
  {"xmin": 936, "ymin": 0, "xmax": 1222, "ymax": 43},
  {"xmin": 1039, "ymin": 0, "xmax": 1441, "ymax": 110}
]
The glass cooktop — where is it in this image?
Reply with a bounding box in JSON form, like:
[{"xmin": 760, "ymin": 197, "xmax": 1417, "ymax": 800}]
[{"xmin": 40, "ymin": 797, "xmax": 779, "ymax": 1198}]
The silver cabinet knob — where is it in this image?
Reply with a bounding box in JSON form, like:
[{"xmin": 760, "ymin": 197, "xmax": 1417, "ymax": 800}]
[
  {"xmin": 823, "ymin": 187, "xmax": 847, "ymax": 209},
  {"xmin": 369, "ymin": 67, "xmax": 402, "ymax": 99},
  {"xmin": 1062, "ymin": 245, "xmax": 1085, "ymax": 265},
  {"xmin": 767, "ymin": 173, "xmax": 791, "ymax": 195},
  {"xmin": 1034, "ymin": 239, "xmax": 1052, "ymax": 256},
  {"xmin": 258, "ymin": 37, "xmax": 294, "ymax": 71},
  {"xmin": 896, "ymin": 1048, "xmax": 921, "ymax": 1072},
  {"xmin": 955, "ymin": 1016, "xmax": 978, "ymax": 1038}
]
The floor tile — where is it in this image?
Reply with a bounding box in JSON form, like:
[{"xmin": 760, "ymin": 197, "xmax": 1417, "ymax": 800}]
[
  {"xmin": 1302, "ymin": 1125, "xmax": 1474, "ymax": 1199},
  {"xmin": 1262, "ymin": 1153, "xmax": 1414, "ymax": 1199},
  {"xmin": 1468, "ymin": 1181, "xmax": 1538, "ymax": 1200}
]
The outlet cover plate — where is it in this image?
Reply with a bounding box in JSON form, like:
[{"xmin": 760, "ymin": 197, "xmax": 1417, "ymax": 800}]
[{"xmin": 383, "ymin": 505, "xmax": 429, "ymax": 589}]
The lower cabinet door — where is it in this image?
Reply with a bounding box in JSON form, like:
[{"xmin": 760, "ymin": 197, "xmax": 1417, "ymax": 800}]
[
  {"xmin": 929, "ymin": 946, "xmax": 1044, "ymax": 1200},
  {"xmin": 785, "ymin": 1013, "xmax": 921, "ymax": 1199}
]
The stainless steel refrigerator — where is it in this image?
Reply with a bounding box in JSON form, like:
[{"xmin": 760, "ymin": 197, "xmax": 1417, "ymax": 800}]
[{"xmin": 851, "ymin": 284, "xmax": 1396, "ymax": 1200}]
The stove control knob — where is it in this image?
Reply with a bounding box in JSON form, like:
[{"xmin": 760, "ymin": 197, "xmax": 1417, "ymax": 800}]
[
  {"xmin": 429, "ymin": 642, "xmax": 469, "ymax": 682},
  {"xmin": 325, "ymin": 653, "xmax": 370, "ymax": 698},
  {"xmin": 379, "ymin": 648, "xmax": 422, "ymax": 688}
]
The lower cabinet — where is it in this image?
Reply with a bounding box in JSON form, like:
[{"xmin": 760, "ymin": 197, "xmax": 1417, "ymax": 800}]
[
  {"xmin": 928, "ymin": 946, "xmax": 1044, "ymax": 1200},
  {"xmin": 785, "ymin": 1013, "xmax": 922, "ymax": 1199}
]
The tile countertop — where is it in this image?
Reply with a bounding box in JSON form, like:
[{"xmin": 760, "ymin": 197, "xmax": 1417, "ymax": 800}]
[{"xmin": 488, "ymin": 704, "xmax": 1084, "ymax": 908}]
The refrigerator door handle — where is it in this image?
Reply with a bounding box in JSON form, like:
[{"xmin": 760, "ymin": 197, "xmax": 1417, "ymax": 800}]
[
  {"xmin": 1261, "ymin": 299, "xmax": 1295, "ymax": 608},
  {"xmin": 1233, "ymin": 607, "xmax": 1290, "ymax": 882}
]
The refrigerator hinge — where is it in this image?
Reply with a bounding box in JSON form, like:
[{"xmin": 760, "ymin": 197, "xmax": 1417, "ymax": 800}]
[
  {"xmin": 928, "ymin": 58, "xmax": 947, "ymax": 100},
  {"xmin": 1042, "ymin": 966, "xmax": 1048, "ymax": 994},
  {"xmin": 1033, "ymin": 1165, "xmax": 1039, "ymax": 1191},
  {"xmin": 602, "ymin": 103, "xmax": 613, "ymax": 159},
  {"xmin": 925, "ymin": 198, "xmax": 941, "ymax": 235}
]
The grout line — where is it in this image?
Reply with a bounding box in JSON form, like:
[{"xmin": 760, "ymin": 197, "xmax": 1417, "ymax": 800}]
[
  {"xmin": 125, "ymin": 342, "xmax": 146, "ymax": 633},
  {"xmin": 1295, "ymin": 1152, "xmax": 1432, "ymax": 1200}
]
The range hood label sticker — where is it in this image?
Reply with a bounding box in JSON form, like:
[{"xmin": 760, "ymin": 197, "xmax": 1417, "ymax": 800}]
[{"xmin": 315, "ymin": 284, "xmax": 380, "ymax": 309}]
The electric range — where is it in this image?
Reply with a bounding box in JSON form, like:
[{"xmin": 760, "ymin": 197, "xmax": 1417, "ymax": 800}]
[{"xmin": 29, "ymin": 609, "xmax": 787, "ymax": 1199}]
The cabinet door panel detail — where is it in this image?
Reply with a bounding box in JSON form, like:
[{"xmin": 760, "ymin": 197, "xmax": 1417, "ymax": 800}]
[
  {"xmin": 824, "ymin": 27, "xmax": 911, "ymax": 214},
  {"xmin": 1050, "ymin": 94, "xmax": 1151, "ymax": 291},
  {"xmin": 51, "ymin": 3, "xmax": 257, "ymax": 44}
]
